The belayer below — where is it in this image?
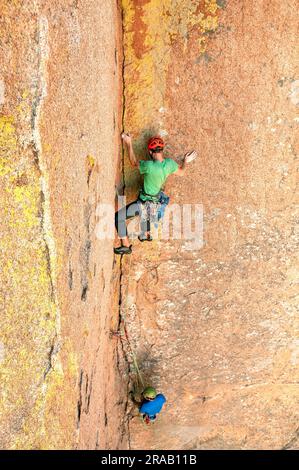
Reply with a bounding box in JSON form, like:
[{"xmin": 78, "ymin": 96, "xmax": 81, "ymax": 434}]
[
  {"xmin": 139, "ymin": 387, "xmax": 166, "ymax": 425},
  {"xmin": 114, "ymin": 133, "xmax": 197, "ymax": 255}
]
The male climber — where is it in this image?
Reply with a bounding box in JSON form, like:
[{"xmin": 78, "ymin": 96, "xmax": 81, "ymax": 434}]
[
  {"xmin": 139, "ymin": 387, "xmax": 166, "ymax": 425},
  {"xmin": 114, "ymin": 133, "xmax": 197, "ymax": 255}
]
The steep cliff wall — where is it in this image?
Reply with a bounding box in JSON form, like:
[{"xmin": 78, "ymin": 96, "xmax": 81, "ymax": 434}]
[
  {"xmin": 1, "ymin": 0, "xmax": 298, "ymax": 451},
  {"xmin": 0, "ymin": 0, "xmax": 126, "ymax": 449},
  {"xmin": 121, "ymin": 0, "xmax": 299, "ymax": 449}
]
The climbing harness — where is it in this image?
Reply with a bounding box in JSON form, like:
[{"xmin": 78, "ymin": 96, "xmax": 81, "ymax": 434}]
[{"xmin": 138, "ymin": 191, "xmax": 170, "ymax": 232}]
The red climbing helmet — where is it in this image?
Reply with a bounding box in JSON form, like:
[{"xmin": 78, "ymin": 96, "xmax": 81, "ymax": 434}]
[{"xmin": 147, "ymin": 136, "xmax": 165, "ymax": 152}]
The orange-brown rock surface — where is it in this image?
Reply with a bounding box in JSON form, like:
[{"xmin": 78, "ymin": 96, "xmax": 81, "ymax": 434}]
[
  {"xmin": 1, "ymin": 0, "xmax": 298, "ymax": 451},
  {"xmin": 121, "ymin": 0, "xmax": 299, "ymax": 449},
  {"xmin": 0, "ymin": 0, "xmax": 127, "ymax": 449}
]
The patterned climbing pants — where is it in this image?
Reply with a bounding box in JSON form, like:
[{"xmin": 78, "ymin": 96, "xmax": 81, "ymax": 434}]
[{"xmin": 115, "ymin": 199, "xmax": 151, "ymax": 239}]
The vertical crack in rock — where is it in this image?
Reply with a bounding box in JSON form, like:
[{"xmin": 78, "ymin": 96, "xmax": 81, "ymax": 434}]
[
  {"xmin": 77, "ymin": 369, "xmax": 84, "ymax": 429},
  {"xmin": 84, "ymin": 370, "xmax": 93, "ymax": 414},
  {"xmin": 282, "ymin": 427, "xmax": 299, "ymax": 450},
  {"xmin": 80, "ymin": 203, "xmax": 92, "ymax": 302},
  {"xmin": 115, "ymin": 0, "xmax": 132, "ymax": 449},
  {"xmin": 31, "ymin": 15, "xmax": 61, "ymax": 378},
  {"xmin": 68, "ymin": 260, "xmax": 73, "ymax": 290}
]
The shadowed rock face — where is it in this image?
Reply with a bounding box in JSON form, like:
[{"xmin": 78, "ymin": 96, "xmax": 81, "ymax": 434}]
[
  {"xmin": 121, "ymin": 1, "xmax": 299, "ymax": 449},
  {"xmin": 0, "ymin": 0, "xmax": 126, "ymax": 449}
]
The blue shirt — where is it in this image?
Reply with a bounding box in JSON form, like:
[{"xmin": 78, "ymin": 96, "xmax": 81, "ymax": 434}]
[{"xmin": 140, "ymin": 394, "xmax": 166, "ymax": 417}]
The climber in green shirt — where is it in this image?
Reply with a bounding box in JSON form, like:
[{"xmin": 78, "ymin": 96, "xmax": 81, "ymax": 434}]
[
  {"xmin": 114, "ymin": 133, "xmax": 197, "ymax": 255},
  {"xmin": 138, "ymin": 157, "xmax": 179, "ymax": 202}
]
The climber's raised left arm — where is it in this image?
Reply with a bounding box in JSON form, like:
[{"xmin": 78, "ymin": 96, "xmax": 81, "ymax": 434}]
[{"xmin": 174, "ymin": 150, "xmax": 197, "ymax": 176}]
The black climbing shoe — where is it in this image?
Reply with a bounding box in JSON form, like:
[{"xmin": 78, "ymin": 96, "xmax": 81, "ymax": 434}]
[
  {"xmin": 138, "ymin": 234, "xmax": 153, "ymax": 242},
  {"xmin": 114, "ymin": 245, "xmax": 132, "ymax": 255}
]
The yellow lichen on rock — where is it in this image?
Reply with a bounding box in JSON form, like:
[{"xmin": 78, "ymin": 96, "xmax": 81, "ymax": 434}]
[
  {"xmin": 122, "ymin": 0, "xmax": 220, "ymax": 138},
  {"xmin": 1, "ymin": 0, "xmax": 125, "ymax": 450},
  {"xmin": 0, "ymin": 116, "xmax": 17, "ymax": 176},
  {"xmin": 0, "ymin": 109, "xmax": 63, "ymax": 448}
]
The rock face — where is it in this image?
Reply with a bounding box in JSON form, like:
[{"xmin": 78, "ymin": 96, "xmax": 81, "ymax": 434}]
[
  {"xmin": 121, "ymin": 0, "xmax": 299, "ymax": 449},
  {"xmin": 1, "ymin": 0, "xmax": 298, "ymax": 451},
  {"xmin": 0, "ymin": 0, "xmax": 127, "ymax": 449}
]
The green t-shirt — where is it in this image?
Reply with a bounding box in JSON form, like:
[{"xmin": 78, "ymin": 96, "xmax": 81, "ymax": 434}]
[{"xmin": 139, "ymin": 158, "xmax": 178, "ymax": 201}]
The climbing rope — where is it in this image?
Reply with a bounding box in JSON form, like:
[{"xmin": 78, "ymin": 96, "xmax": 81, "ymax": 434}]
[
  {"xmin": 122, "ymin": 322, "xmax": 145, "ymax": 388},
  {"xmin": 118, "ymin": 251, "xmax": 145, "ymax": 388},
  {"xmin": 116, "ymin": 199, "xmax": 167, "ymax": 387}
]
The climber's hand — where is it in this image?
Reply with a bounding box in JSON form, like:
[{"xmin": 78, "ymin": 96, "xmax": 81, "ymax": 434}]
[
  {"xmin": 121, "ymin": 132, "xmax": 132, "ymax": 146},
  {"xmin": 122, "ymin": 132, "xmax": 137, "ymax": 167},
  {"xmin": 184, "ymin": 150, "xmax": 197, "ymax": 163}
]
